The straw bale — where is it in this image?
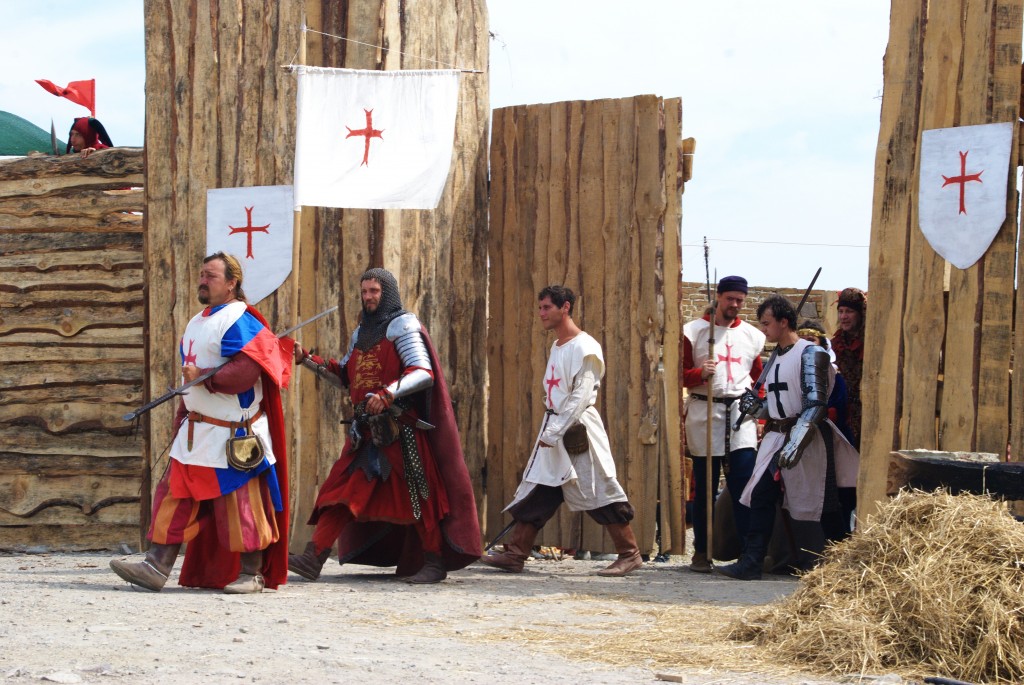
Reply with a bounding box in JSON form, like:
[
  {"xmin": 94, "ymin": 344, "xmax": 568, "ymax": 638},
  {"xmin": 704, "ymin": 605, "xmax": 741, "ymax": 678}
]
[{"xmin": 731, "ymin": 490, "xmax": 1024, "ymax": 683}]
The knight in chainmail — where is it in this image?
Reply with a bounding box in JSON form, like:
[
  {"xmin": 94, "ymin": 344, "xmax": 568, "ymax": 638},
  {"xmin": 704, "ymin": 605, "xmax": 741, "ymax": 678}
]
[
  {"xmin": 288, "ymin": 268, "xmax": 481, "ymax": 585},
  {"xmin": 716, "ymin": 294, "xmax": 860, "ymax": 581}
]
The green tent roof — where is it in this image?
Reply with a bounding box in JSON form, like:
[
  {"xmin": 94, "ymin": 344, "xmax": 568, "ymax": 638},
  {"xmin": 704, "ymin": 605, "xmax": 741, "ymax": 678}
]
[{"xmin": 0, "ymin": 111, "xmax": 65, "ymax": 156}]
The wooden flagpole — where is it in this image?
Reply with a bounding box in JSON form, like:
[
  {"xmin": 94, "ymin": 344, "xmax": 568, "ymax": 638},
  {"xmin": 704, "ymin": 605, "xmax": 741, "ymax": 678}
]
[{"xmin": 288, "ymin": 21, "xmax": 307, "ymax": 544}]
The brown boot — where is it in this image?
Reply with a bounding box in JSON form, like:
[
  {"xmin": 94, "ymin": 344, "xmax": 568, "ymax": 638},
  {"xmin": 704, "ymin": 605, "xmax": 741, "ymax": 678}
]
[
  {"xmin": 688, "ymin": 551, "xmax": 712, "ymax": 573},
  {"xmin": 405, "ymin": 552, "xmax": 447, "ymax": 584},
  {"xmin": 479, "ymin": 522, "xmax": 539, "ymax": 573},
  {"xmin": 288, "ymin": 541, "xmax": 332, "ymax": 581},
  {"xmin": 225, "ymin": 551, "xmax": 265, "ymax": 594},
  {"xmin": 596, "ymin": 523, "xmax": 643, "ymax": 577},
  {"xmin": 109, "ymin": 542, "xmax": 181, "ymax": 592}
]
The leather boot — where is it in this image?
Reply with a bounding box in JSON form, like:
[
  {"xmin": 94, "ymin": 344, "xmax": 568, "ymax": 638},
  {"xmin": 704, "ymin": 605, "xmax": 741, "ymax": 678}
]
[
  {"xmin": 479, "ymin": 522, "xmax": 539, "ymax": 573},
  {"xmin": 109, "ymin": 542, "xmax": 181, "ymax": 592},
  {"xmin": 714, "ymin": 554, "xmax": 762, "ymax": 581},
  {"xmin": 688, "ymin": 551, "xmax": 712, "ymax": 573},
  {"xmin": 597, "ymin": 523, "xmax": 643, "ymax": 577},
  {"xmin": 405, "ymin": 552, "xmax": 447, "ymax": 584},
  {"xmin": 288, "ymin": 541, "xmax": 331, "ymax": 581},
  {"xmin": 225, "ymin": 551, "xmax": 265, "ymax": 594}
]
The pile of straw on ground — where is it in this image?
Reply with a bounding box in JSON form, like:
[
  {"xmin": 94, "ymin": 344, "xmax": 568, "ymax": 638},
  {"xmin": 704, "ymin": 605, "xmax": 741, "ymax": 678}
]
[{"xmin": 731, "ymin": 489, "xmax": 1024, "ymax": 683}]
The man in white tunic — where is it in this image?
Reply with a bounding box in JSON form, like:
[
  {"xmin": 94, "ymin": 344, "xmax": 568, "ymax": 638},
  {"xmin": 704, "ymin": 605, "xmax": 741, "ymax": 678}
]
[
  {"xmin": 481, "ymin": 285, "xmax": 642, "ymax": 577},
  {"xmin": 716, "ymin": 294, "xmax": 859, "ymax": 581},
  {"xmin": 682, "ymin": 275, "xmax": 765, "ymax": 572}
]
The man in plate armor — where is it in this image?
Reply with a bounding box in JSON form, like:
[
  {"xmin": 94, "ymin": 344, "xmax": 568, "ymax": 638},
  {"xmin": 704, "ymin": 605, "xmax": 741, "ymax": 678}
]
[
  {"xmin": 288, "ymin": 268, "xmax": 481, "ymax": 584},
  {"xmin": 716, "ymin": 294, "xmax": 859, "ymax": 581}
]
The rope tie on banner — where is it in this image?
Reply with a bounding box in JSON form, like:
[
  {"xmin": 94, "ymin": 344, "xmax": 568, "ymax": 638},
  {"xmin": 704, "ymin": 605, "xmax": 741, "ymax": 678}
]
[{"xmin": 285, "ymin": 26, "xmax": 482, "ymax": 73}]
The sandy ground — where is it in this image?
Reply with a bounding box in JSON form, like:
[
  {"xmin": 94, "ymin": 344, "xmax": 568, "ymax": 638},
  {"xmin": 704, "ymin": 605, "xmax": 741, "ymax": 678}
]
[{"xmin": 0, "ymin": 548, "xmax": 880, "ymax": 685}]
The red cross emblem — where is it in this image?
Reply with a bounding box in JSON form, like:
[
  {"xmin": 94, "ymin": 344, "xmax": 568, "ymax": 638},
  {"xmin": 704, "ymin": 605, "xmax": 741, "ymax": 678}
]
[
  {"xmin": 545, "ymin": 365, "xmax": 562, "ymax": 408},
  {"xmin": 941, "ymin": 150, "xmax": 984, "ymax": 214},
  {"xmin": 228, "ymin": 206, "xmax": 270, "ymax": 259},
  {"xmin": 183, "ymin": 339, "xmax": 198, "ymax": 365},
  {"xmin": 346, "ymin": 109, "xmax": 384, "ymax": 166},
  {"xmin": 717, "ymin": 342, "xmax": 742, "ymax": 383}
]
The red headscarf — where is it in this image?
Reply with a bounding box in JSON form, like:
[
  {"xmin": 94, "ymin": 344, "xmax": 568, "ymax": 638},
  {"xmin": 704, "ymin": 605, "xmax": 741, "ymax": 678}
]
[{"xmin": 67, "ymin": 117, "xmax": 113, "ymax": 153}]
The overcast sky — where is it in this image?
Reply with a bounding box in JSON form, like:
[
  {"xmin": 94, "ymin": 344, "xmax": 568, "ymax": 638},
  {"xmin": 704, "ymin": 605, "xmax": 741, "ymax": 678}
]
[{"xmin": 1, "ymin": 1, "xmax": 890, "ymax": 290}]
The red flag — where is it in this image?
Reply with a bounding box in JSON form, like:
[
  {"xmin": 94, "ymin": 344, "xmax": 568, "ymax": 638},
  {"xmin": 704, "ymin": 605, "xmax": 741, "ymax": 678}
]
[{"xmin": 35, "ymin": 79, "xmax": 95, "ymax": 116}]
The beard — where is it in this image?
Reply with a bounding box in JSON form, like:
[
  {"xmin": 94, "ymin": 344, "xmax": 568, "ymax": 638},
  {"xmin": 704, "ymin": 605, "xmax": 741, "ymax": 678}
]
[{"xmin": 198, "ymin": 287, "xmax": 210, "ymax": 305}]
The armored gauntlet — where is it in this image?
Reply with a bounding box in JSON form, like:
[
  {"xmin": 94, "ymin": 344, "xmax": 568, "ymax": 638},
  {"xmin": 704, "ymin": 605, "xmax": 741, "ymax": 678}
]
[{"xmin": 775, "ymin": 345, "xmax": 830, "ymax": 469}]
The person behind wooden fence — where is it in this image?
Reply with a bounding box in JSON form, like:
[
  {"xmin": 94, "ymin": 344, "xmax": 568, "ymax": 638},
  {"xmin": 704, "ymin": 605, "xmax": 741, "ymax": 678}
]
[
  {"xmin": 831, "ymin": 287, "xmax": 865, "ymax": 449},
  {"xmin": 66, "ymin": 116, "xmax": 112, "ymax": 157}
]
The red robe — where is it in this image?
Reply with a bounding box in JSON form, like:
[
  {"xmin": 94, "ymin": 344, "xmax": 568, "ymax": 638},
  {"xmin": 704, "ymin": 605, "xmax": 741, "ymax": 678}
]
[
  {"xmin": 309, "ymin": 327, "xmax": 481, "ymax": 574},
  {"xmin": 176, "ymin": 305, "xmax": 292, "ymax": 590}
]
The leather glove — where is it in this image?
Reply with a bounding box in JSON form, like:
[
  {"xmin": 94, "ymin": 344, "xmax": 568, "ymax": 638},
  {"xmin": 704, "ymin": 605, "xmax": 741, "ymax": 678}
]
[{"xmin": 733, "ymin": 388, "xmax": 765, "ymax": 430}]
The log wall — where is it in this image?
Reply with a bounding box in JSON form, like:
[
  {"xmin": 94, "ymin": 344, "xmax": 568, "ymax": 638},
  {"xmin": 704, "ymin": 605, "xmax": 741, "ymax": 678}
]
[
  {"xmin": 487, "ymin": 96, "xmax": 684, "ymax": 555},
  {"xmin": 0, "ymin": 149, "xmax": 145, "ymax": 550},
  {"xmin": 144, "ymin": 0, "xmax": 489, "ymax": 551},
  {"xmin": 861, "ymin": 0, "xmax": 1024, "ymax": 516}
]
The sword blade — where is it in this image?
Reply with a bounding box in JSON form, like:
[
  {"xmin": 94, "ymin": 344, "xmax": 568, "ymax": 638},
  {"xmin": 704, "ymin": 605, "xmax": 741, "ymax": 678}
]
[{"xmin": 277, "ymin": 305, "xmax": 338, "ymax": 338}]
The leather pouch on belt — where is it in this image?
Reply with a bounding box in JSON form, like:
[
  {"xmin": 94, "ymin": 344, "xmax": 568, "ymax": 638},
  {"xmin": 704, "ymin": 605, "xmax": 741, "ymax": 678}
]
[
  {"xmin": 226, "ymin": 418, "xmax": 266, "ymax": 471},
  {"xmin": 368, "ymin": 412, "xmax": 400, "ymax": 447},
  {"xmin": 563, "ymin": 423, "xmax": 590, "ymax": 455}
]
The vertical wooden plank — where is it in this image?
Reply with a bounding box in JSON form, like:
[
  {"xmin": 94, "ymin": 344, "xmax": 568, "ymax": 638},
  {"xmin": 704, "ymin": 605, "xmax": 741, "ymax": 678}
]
[
  {"xmin": 903, "ymin": 0, "xmax": 960, "ymax": 452},
  {"xmin": 976, "ymin": 0, "xmax": 1022, "ymax": 455},
  {"xmin": 938, "ymin": 0, "xmax": 989, "ymax": 451},
  {"xmin": 859, "ymin": 0, "xmax": 928, "ymax": 517},
  {"xmin": 485, "ymin": 105, "xmax": 508, "ymax": 536},
  {"xmin": 661, "ymin": 97, "xmax": 684, "ymax": 555},
  {"xmin": 632, "ymin": 95, "xmax": 667, "ymax": 551}
]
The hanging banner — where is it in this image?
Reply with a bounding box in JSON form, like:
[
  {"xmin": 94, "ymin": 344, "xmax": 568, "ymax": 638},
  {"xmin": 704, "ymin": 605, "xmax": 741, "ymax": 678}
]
[
  {"xmin": 918, "ymin": 122, "xmax": 1013, "ymax": 270},
  {"xmin": 293, "ymin": 66, "xmax": 460, "ymax": 210},
  {"xmin": 206, "ymin": 185, "xmax": 293, "ymax": 305}
]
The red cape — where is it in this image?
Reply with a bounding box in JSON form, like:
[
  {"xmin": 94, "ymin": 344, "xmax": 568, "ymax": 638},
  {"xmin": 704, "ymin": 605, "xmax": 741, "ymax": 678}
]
[
  {"xmin": 335, "ymin": 326, "xmax": 482, "ymax": 574},
  {"xmin": 177, "ymin": 305, "xmax": 293, "ymax": 589}
]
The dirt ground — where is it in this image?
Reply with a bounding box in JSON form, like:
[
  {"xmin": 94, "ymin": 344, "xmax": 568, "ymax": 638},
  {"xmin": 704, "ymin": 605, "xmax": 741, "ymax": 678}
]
[{"xmin": 0, "ymin": 547, "xmax": 886, "ymax": 685}]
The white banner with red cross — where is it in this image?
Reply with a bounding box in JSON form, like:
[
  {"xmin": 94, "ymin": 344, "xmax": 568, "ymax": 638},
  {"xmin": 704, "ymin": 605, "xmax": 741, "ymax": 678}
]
[
  {"xmin": 918, "ymin": 122, "xmax": 1014, "ymax": 270},
  {"xmin": 293, "ymin": 66, "xmax": 460, "ymax": 210},
  {"xmin": 206, "ymin": 185, "xmax": 294, "ymax": 305}
]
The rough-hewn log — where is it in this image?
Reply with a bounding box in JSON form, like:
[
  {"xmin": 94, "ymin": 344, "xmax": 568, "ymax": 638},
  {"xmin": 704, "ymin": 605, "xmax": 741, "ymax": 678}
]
[
  {"xmin": 0, "ymin": 525, "xmax": 141, "ymax": 551},
  {"xmin": 0, "ymin": 148, "xmax": 143, "ymax": 182},
  {"xmin": 0, "ymin": 426, "xmax": 142, "ymax": 457},
  {"xmin": 0, "ymin": 476, "xmax": 141, "ymax": 518}
]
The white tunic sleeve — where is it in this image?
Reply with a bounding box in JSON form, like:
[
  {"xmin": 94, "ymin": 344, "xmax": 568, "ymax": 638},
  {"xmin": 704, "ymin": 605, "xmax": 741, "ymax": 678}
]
[{"xmin": 541, "ymin": 355, "xmax": 600, "ymax": 443}]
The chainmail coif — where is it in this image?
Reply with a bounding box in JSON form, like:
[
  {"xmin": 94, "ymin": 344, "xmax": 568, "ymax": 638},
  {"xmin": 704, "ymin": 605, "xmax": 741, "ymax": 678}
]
[{"xmin": 355, "ymin": 267, "xmax": 408, "ymax": 351}]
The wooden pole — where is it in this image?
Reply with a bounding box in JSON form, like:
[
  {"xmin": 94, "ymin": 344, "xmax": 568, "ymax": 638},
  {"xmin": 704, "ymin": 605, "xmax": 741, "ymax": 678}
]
[
  {"xmin": 289, "ymin": 21, "xmax": 307, "ymax": 537},
  {"xmin": 705, "ymin": 302, "xmax": 716, "ymax": 565}
]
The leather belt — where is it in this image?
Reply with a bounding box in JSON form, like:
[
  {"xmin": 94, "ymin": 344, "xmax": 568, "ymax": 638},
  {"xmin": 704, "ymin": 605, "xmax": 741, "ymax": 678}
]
[
  {"xmin": 690, "ymin": 393, "xmax": 742, "ymax": 457},
  {"xmin": 764, "ymin": 416, "xmax": 798, "ymax": 434},
  {"xmin": 690, "ymin": 393, "xmax": 742, "ymax": 404},
  {"xmin": 186, "ymin": 408, "xmax": 264, "ymax": 450}
]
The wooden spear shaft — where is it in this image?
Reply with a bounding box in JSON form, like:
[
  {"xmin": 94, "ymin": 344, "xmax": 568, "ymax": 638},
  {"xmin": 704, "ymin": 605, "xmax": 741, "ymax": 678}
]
[{"xmin": 705, "ymin": 302, "xmax": 716, "ymax": 565}]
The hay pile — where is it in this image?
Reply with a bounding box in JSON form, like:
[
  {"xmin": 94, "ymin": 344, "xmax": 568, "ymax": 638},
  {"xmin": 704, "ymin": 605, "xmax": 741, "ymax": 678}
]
[{"xmin": 731, "ymin": 489, "xmax": 1024, "ymax": 682}]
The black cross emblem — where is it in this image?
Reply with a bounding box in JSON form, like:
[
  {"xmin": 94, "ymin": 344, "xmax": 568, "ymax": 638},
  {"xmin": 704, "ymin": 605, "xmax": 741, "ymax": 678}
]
[{"xmin": 767, "ymin": 364, "xmax": 788, "ymax": 416}]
